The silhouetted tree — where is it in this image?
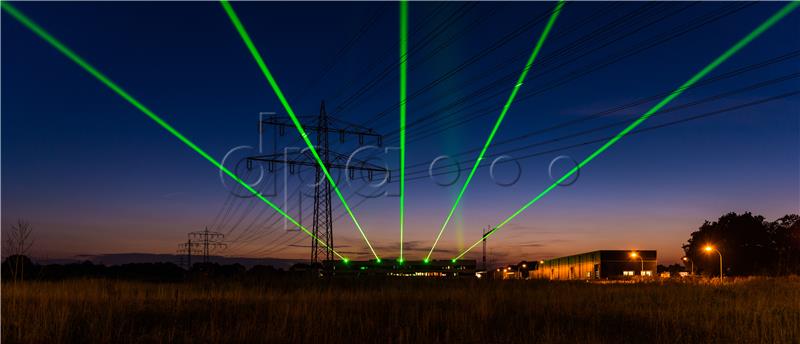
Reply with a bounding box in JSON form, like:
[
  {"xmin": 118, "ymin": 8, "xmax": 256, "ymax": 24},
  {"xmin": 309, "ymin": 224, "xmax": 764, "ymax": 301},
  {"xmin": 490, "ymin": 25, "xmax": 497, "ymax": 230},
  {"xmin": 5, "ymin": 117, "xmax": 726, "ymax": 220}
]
[
  {"xmin": 682, "ymin": 212, "xmax": 799, "ymax": 276},
  {"xmin": 3, "ymin": 219, "xmax": 34, "ymax": 282},
  {"xmin": 769, "ymin": 214, "xmax": 800, "ymax": 275},
  {"xmin": 2, "ymin": 255, "xmax": 35, "ymax": 281}
]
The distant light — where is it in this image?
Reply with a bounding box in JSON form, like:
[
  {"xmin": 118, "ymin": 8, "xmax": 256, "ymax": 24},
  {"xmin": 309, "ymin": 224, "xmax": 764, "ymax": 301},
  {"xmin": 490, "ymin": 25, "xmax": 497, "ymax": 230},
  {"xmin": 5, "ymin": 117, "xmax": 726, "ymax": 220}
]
[
  {"xmin": 522, "ymin": 264, "xmax": 527, "ymax": 268},
  {"xmin": 630, "ymin": 251, "xmax": 638, "ymax": 258},
  {"xmin": 397, "ymin": 258, "xmax": 405, "ymax": 265},
  {"xmin": 343, "ymin": 258, "xmax": 350, "ymax": 264},
  {"xmin": 496, "ymin": 268, "xmax": 501, "ymax": 272},
  {"xmin": 539, "ymin": 260, "xmax": 544, "ymax": 264},
  {"xmin": 704, "ymin": 245, "xmax": 714, "ymax": 252},
  {"xmin": 376, "ymin": 258, "xmax": 382, "ymax": 263},
  {"xmin": 682, "ymin": 257, "xmax": 688, "ymax": 261},
  {"xmin": 451, "ymin": 259, "xmax": 457, "ymax": 263},
  {"xmin": 423, "ymin": 258, "xmax": 430, "ymax": 264}
]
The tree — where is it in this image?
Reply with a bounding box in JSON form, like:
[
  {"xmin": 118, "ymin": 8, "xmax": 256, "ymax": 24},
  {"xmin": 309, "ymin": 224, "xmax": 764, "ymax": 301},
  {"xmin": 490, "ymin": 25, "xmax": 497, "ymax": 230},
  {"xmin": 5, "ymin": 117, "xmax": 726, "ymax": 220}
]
[
  {"xmin": 1, "ymin": 255, "xmax": 34, "ymax": 281},
  {"xmin": 769, "ymin": 214, "xmax": 800, "ymax": 275},
  {"xmin": 682, "ymin": 212, "xmax": 800, "ymax": 276},
  {"xmin": 683, "ymin": 212, "xmax": 774, "ymax": 276},
  {"xmin": 3, "ymin": 219, "xmax": 34, "ymax": 282}
]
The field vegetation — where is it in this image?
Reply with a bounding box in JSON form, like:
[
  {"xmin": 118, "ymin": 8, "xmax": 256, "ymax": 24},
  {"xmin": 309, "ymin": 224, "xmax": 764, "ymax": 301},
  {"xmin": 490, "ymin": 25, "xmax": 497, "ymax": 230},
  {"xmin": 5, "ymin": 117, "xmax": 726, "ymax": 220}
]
[{"xmin": 3, "ymin": 276, "xmax": 799, "ymax": 343}]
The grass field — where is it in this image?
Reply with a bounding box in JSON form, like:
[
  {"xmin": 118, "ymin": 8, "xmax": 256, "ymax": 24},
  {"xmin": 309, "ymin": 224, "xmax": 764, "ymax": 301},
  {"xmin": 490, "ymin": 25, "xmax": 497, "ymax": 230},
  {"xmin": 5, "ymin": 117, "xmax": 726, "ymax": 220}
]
[{"xmin": 3, "ymin": 277, "xmax": 799, "ymax": 343}]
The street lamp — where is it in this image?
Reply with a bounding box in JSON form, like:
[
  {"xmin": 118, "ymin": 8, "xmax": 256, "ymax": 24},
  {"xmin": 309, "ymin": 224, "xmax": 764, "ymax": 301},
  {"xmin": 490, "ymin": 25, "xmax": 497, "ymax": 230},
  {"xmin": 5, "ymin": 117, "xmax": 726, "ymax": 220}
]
[
  {"xmin": 630, "ymin": 251, "xmax": 644, "ymax": 276},
  {"xmin": 682, "ymin": 256, "xmax": 694, "ymax": 276},
  {"xmin": 704, "ymin": 245, "xmax": 723, "ymax": 280},
  {"xmin": 537, "ymin": 261, "xmax": 545, "ymax": 279}
]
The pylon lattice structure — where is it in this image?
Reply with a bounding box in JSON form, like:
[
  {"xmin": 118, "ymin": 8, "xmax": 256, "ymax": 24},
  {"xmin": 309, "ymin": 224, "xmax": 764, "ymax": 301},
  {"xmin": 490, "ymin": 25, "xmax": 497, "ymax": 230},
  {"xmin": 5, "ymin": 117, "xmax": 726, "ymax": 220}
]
[
  {"xmin": 180, "ymin": 228, "xmax": 226, "ymax": 265},
  {"xmin": 247, "ymin": 101, "xmax": 389, "ymax": 264}
]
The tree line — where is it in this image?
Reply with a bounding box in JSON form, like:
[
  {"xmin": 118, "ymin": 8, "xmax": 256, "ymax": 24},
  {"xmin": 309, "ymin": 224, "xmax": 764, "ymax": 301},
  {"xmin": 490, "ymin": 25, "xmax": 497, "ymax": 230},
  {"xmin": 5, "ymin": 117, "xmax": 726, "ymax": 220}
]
[
  {"xmin": 2, "ymin": 211, "xmax": 798, "ymax": 281},
  {"xmin": 0, "ymin": 257, "xmax": 318, "ymax": 282},
  {"xmin": 682, "ymin": 212, "xmax": 799, "ymax": 276}
]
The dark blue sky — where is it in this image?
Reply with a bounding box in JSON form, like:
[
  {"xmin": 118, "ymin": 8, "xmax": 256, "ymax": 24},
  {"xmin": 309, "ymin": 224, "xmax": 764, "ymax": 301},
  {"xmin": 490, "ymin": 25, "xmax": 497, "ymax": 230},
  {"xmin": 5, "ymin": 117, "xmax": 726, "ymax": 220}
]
[{"xmin": 3, "ymin": 1, "xmax": 799, "ymax": 264}]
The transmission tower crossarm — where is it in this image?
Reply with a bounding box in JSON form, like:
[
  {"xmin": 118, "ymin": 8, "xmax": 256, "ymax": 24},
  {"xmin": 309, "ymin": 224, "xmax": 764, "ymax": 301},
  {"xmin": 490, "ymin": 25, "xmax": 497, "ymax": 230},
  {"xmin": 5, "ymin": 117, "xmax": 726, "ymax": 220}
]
[
  {"xmin": 260, "ymin": 119, "xmax": 382, "ymax": 143},
  {"xmin": 247, "ymin": 154, "xmax": 389, "ymax": 173}
]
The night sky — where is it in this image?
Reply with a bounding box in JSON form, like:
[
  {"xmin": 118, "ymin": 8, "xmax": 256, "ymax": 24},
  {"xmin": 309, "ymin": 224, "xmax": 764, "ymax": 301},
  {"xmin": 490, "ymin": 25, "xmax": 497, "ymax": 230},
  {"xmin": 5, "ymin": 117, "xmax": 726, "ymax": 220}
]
[{"xmin": 3, "ymin": 1, "xmax": 799, "ymax": 265}]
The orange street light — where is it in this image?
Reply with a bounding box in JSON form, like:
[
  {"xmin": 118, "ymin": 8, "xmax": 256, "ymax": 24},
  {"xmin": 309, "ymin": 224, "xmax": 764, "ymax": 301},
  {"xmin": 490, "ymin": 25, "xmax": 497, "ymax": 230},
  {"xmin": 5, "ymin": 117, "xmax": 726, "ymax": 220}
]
[
  {"xmin": 703, "ymin": 245, "xmax": 723, "ymax": 280},
  {"xmin": 630, "ymin": 251, "xmax": 644, "ymax": 276},
  {"xmin": 682, "ymin": 256, "xmax": 694, "ymax": 275}
]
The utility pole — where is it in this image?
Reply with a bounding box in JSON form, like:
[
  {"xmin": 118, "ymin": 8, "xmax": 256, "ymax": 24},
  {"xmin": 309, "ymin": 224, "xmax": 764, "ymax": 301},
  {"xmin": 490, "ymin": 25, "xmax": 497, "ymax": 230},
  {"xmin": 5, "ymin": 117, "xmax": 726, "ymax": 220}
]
[
  {"xmin": 247, "ymin": 101, "xmax": 389, "ymax": 264},
  {"xmin": 177, "ymin": 239, "xmax": 198, "ymax": 269},
  {"xmin": 188, "ymin": 228, "xmax": 226, "ymax": 264},
  {"xmin": 482, "ymin": 226, "xmax": 490, "ymax": 271}
]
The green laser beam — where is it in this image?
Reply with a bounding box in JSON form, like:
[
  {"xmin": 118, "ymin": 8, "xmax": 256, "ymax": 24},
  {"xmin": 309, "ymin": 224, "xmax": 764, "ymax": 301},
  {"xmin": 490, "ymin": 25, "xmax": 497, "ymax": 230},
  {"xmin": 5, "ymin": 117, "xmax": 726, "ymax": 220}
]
[
  {"xmin": 453, "ymin": 1, "xmax": 800, "ymax": 261},
  {"xmin": 0, "ymin": 2, "xmax": 347, "ymax": 262},
  {"xmin": 426, "ymin": 0, "xmax": 565, "ymax": 260},
  {"xmin": 220, "ymin": 0, "xmax": 380, "ymax": 260},
  {"xmin": 398, "ymin": 0, "xmax": 408, "ymax": 262}
]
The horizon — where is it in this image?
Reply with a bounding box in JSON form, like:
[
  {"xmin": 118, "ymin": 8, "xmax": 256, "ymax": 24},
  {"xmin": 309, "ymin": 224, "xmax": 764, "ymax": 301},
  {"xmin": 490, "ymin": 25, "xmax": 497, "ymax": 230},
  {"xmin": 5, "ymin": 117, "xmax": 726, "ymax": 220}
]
[{"xmin": 3, "ymin": 1, "xmax": 799, "ymax": 266}]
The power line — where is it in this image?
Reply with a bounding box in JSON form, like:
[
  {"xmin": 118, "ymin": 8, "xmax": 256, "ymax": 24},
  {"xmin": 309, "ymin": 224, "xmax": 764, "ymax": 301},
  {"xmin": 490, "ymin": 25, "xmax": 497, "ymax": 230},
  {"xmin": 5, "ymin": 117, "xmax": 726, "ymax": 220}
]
[
  {"xmin": 326, "ymin": 2, "xmax": 449, "ymax": 105},
  {"xmin": 404, "ymin": 70, "xmax": 800, "ymax": 177},
  {"xmin": 410, "ymin": 90, "xmax": 800, "ymax": 182},
  {"xmin": 362, "ymin": 1, "xmax": 650, "ymax": 127},
  {"xmin": 384, "ymin": 2, "xmax": 753, "ymax": 142},
  {"xmin": 229, "ymin": 88, "xmax": 798, "ymax": 258},
  {"xmin": 296, "ymin": 4, "xmax": 387, "ymax": 103},
  {"xmin": 220, "ymin": 2, "xmax": 701, "ymax": 250},
  {"xmin": 331, "ymin": 2, "xmax": 479, "ymax": 116}
]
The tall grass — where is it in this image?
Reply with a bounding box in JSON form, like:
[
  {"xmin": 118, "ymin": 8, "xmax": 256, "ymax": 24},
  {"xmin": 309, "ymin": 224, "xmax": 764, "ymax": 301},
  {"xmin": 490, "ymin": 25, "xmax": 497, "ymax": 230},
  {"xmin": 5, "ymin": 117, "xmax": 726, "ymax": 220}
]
[{"xmin": 3, "ymin": 277, "xmax": 799, "ymax": 343}]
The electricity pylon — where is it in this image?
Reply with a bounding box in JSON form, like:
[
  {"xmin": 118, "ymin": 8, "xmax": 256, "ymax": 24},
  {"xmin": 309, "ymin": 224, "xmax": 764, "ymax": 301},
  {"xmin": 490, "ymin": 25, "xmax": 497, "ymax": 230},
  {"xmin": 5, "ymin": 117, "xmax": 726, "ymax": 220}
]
[
  {"xmin": 187, "ymin": 228, "xmax": 226, "ymax": 264},
  {"xmin": 247, "ymin": 101, "xmax": 389, "ymax": 264}
]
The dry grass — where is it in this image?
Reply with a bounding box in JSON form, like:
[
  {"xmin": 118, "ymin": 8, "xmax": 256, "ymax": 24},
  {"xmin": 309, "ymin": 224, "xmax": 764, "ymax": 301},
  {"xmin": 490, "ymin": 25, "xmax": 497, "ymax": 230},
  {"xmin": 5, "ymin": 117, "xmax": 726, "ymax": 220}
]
[{"xmin": 3, "ymin": 277, "xmax": 799, "ymax": 343}]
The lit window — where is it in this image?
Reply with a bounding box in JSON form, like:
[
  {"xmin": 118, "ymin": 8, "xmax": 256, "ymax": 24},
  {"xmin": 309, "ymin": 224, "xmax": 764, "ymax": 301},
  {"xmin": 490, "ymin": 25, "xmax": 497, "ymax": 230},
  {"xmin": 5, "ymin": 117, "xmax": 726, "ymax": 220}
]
[
  {"xmin": 623, "ymin": 271, "xmax": 635, "ymax": 276},
  {"xmin": 641, "ymin": 270, "xmax": 652, "ymax": 276}
]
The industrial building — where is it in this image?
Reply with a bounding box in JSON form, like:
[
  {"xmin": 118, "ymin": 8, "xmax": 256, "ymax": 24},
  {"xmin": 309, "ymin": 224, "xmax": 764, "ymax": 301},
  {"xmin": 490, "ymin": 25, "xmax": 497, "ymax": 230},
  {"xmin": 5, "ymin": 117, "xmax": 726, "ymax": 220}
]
[
  {"xmin": 323, "ymin": 259, "xmax": 477, "ymax": 277},
  {"xmin": 531, "ymin": 250, "xmax": 657, "ymax": 280}
]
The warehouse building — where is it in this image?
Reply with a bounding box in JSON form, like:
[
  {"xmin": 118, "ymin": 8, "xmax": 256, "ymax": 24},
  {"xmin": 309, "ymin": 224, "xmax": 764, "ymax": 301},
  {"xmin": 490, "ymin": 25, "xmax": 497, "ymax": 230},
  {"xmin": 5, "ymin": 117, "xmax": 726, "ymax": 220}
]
[{"xmin": 530, "ymin": 250, "xmax": 657, "ymax": 280}]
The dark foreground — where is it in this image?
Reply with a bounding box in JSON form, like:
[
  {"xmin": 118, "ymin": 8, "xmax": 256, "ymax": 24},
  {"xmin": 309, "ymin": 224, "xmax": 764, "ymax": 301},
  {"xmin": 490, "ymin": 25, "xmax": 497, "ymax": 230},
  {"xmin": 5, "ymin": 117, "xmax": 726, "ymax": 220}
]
[{"xmin": 3, "ymin": 277, "xmax": 799, "ymax": 343}]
